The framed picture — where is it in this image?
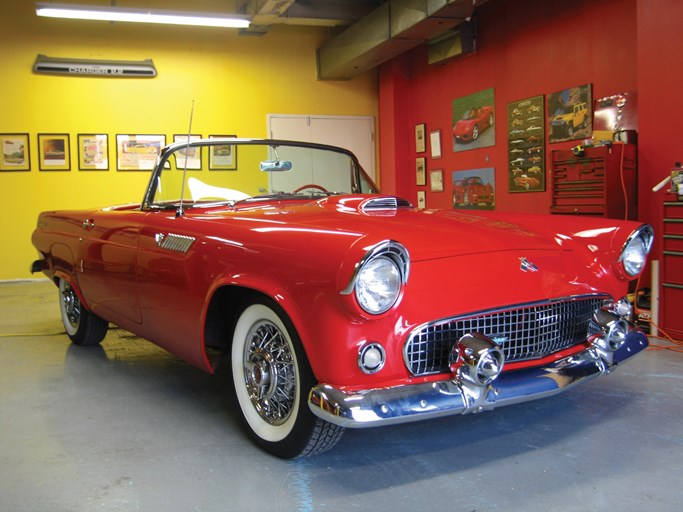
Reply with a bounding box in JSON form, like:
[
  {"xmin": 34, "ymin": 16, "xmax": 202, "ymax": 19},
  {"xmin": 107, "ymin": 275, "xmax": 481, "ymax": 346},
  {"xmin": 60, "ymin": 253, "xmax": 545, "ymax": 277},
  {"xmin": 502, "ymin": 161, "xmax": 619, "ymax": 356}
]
[
  {"xmin": 0, "ymin": 133, "xmax": 30, "ymax": 171},
  {"xmin": 417, "ymin": 190, "xmax": 426, "ymax": 209},
  {"xmin": 429, "ymin": 130, "xmax": 442, "ymax": 159},
  {"xmin": 415, "ymin": 123, "xmax": 426, "ymax": 153},
  {"xmin": 209, "ymin": 135, "xmax": 237, "ymax": 170},
  {"xmin": 507, "ymin": 95, "xmax": 545, "ymax": 193},
  {"xmin": 452, "ymin": 88, "xmax": 496, "ymax": 152},
  {"xmin": 548, "ymin": 83, "xmax": 592, "ymax": 143},
  {"xmin": 38, "ymin": 133, "xmax": 70, "ymax": 171},
  {"xmin": 429, "ymin": 169, "xmax": 444, "ymax": 192},
  {"xmin": 116, "ymin": 134, "xmax": 165, "ymax": 171},
  {"xmin": 77, "ymin": 134, "xmax": 109, "ymax": 170},
  {"xmin": 452, "ymin": 167, "xmax": 495, "ymax": 210},
  {"xmin": 173, "ymin": 134, "xmax": 202, "ymax": 170},
  {"xmin": 416, "ymin": 157, "xmax": 426, "ymax": 186}
]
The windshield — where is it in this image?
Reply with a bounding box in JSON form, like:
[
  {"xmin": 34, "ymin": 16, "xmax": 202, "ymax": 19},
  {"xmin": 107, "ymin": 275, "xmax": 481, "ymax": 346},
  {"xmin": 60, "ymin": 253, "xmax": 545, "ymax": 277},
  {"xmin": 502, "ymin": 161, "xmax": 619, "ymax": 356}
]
[{"xmin": 144, "ymin": 138, "xmax": 377, "ymax": 210}]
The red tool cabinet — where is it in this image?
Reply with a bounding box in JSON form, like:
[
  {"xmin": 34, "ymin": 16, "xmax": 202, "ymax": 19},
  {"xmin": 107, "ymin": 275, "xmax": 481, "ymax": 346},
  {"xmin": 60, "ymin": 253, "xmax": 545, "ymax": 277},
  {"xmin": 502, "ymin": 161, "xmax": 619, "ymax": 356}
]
[
  {"xmin": 661, "ymin": 201, "xmax": 683, "ymax": 339},
  {"xmin": 550, "ymin": 144, "xmax": 637, "ymax": 219}
]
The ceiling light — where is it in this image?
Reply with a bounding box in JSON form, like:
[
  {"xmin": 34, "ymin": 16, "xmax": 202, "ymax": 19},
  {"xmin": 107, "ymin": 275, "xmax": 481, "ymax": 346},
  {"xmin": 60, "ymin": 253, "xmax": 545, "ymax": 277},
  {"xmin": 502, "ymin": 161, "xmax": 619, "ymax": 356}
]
[{"xmin": 36, "ymin": 2, "xmax": 250, "ymax": 29}]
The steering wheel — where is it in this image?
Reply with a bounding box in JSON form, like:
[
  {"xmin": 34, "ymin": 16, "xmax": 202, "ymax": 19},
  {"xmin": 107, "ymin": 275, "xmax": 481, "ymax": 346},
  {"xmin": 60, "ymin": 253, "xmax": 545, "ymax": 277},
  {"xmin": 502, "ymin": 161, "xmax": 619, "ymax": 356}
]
[{"xmin": 292, "ymin": 184, "xmax": 329, "ymax": 194}]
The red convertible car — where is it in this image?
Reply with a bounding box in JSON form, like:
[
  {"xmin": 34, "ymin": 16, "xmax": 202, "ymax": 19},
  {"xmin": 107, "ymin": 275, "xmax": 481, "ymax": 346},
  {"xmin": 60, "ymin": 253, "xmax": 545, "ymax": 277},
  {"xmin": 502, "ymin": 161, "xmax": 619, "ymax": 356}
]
[
  {"xmin": 453, "ymin": 105, "xmax": 494, "ymax": 142},
  {"xmin": 31, "ymin": 138, "xmax": 653, "ymax": 458}
]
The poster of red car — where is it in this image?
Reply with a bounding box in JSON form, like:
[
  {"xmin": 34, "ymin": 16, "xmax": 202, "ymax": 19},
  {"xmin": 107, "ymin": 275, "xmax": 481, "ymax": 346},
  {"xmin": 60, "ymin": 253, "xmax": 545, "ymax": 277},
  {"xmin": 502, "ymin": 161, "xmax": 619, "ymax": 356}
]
[
  {"xmin": 452, "ymin": 88, "xmax": 495, "ymax": 152},
  {"xmin": 452, "ymin": 167, "xmax": 495, "ymax": 210}
]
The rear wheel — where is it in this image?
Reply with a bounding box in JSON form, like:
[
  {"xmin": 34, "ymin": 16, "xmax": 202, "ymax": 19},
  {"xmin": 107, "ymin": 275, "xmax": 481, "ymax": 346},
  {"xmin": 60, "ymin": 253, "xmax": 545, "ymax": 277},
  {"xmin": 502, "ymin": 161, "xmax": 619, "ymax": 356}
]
[
  {"xmin": 59, "ymin": 278, "xmax": 108, "ymax": 346},
  {"xmin": 231, "ymin": 299, "xmax": 344, "ymax": 458}
]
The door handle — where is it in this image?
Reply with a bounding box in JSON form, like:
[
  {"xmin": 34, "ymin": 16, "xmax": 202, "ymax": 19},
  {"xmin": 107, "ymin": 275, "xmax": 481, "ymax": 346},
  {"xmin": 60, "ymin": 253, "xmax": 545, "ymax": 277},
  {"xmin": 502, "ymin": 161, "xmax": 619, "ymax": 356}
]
[{"xmin": 82, "ymin": 219, "xmax": 95, "ymax": 230}]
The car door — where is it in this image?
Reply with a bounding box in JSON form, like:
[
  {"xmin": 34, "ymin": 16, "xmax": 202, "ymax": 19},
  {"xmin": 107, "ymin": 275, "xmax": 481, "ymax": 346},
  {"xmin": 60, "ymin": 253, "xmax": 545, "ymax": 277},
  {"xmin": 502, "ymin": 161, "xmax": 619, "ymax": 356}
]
[
  {"xmin": 135, "ymin": 210, "xmax": 212, "ymax": 370},
  {"xmin": 75, "ymin": 208, "xmax": 145, "ymax": 325}
]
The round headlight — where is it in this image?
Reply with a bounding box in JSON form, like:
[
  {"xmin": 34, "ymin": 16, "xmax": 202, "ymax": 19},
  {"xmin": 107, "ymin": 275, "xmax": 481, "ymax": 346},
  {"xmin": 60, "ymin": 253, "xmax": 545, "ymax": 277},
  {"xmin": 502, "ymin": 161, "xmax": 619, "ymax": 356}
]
[
  {"xmin": 355, "ymin": 255, "xmax": 401, "ymax": 314},
  {"xmin": 619, "ymin": 225, "xmax": 654, "ymax": 277}
]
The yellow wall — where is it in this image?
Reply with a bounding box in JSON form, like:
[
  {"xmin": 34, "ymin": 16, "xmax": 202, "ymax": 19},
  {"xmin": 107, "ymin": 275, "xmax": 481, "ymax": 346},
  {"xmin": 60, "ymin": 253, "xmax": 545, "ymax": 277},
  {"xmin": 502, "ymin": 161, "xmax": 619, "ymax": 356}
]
[{"xmin": 0, "ymin": 1, "xmax": 378, "ymax": 280}]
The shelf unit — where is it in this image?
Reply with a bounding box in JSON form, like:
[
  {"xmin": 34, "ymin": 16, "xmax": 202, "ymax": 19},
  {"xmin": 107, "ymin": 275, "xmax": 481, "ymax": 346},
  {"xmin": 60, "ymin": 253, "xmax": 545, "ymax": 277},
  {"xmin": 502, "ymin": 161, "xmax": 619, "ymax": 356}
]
[{"xmin": 550, "ymin": 144, "xmax": 637, "ymax": 219}]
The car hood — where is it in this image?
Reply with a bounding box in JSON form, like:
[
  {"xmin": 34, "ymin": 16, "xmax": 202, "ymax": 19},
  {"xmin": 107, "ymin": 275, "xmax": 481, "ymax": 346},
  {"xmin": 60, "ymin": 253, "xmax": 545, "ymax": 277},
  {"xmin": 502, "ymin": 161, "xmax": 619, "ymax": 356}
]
[
  {"xmin": 454, "ymin": 119, "xmax": 476, "ymax": 129},
  {"xmin": 218, "ymin": 195, "xmax": 573, "ymax": 262}
]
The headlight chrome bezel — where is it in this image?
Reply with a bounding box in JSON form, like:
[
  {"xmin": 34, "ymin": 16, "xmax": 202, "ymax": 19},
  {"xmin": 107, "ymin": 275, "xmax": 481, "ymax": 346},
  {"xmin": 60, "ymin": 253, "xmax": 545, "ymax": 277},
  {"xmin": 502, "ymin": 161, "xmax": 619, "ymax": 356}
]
[
  {"xmin": 618, "ymin": 224, "xmax": 654, "ymax": 277},
  {"xmin": 342, "ymin": 240, "xmax": 410, "ymax": 315}
]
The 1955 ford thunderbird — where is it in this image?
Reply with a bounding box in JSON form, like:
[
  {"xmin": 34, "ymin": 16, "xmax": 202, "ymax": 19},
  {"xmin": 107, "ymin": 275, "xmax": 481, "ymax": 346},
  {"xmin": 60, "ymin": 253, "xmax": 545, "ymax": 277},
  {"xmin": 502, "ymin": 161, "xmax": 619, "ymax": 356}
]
[{"xmin": 31, "ymin": 138, "xmax": 653, "ymax": 458}]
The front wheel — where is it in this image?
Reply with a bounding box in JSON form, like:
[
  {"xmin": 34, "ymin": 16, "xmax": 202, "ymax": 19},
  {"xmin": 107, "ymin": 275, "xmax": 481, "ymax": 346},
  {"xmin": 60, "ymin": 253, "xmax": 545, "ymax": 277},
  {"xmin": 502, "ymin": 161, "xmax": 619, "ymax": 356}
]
[
  {"xmin": 231, "ymin": 299, "xmax": 344, "ymax": 458},
  {"xmin": 59, "ymin": 278, "xmax": 108, "ymax": 346}
]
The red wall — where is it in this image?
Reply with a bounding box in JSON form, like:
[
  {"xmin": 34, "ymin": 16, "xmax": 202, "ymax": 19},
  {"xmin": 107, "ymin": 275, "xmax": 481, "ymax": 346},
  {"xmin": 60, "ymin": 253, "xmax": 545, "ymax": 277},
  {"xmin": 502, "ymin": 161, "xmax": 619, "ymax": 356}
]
[
  {"xmin": 637, "ymin": 0, "xmax": 683, "ymax": 237},
  {"xmin": 379, "ymin": 0, "xmax": 639, "ymax": 213}
]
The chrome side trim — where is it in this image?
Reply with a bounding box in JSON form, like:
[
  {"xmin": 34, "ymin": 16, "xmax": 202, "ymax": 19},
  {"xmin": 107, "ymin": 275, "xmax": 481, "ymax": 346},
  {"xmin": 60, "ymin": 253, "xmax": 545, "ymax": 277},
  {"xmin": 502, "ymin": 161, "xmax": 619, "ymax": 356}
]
[
  {"xmin": 308, "ymin": 330, "xmax": 647, "ymax": 429},
  {"xmin": 155, "ymin": 233, "xmax": 196, "ymax": 253}
]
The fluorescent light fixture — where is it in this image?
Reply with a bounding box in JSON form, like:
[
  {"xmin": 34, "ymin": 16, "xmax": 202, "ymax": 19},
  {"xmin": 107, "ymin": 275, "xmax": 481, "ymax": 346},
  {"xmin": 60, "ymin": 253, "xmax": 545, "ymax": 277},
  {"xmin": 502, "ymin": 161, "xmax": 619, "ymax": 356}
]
[{"xmin": 36, "ymin": 2, "xmax": 250, "ymax": 28}]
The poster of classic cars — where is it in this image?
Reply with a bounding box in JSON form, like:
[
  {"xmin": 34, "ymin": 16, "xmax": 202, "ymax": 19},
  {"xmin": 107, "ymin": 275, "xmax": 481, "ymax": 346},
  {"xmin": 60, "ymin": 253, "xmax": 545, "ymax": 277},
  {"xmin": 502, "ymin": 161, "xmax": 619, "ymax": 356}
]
[
  {"xmin": 452, "ymin": 167, "xmax": 495, "ymax": 210},
  {"xmin": 452, "ymin": 88, "xmax": 495, "ymax": 152},
  {"xmin": 548, "ymin": 83, "xmax": 593, "ymax": 143},
  {"xmin": 508, "ymin": 95, "xmax": 545, "ymax": 193}
]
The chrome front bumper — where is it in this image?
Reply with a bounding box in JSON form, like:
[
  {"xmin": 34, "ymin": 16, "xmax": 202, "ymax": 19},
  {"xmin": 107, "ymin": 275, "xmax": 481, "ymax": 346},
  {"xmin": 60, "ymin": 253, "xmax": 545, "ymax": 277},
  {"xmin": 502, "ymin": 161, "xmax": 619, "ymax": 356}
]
[{"xmin": 308, "ymin": 331, "xmax": 648, "ymax": 428}]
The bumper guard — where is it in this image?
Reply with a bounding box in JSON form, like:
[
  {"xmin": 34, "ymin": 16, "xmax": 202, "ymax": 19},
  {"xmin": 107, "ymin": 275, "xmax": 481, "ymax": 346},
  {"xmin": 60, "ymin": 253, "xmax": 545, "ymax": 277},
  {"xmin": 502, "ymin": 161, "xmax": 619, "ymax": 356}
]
[{"xmin": 308, "ymin": 331, "xmax": 647, "ymax": 428}]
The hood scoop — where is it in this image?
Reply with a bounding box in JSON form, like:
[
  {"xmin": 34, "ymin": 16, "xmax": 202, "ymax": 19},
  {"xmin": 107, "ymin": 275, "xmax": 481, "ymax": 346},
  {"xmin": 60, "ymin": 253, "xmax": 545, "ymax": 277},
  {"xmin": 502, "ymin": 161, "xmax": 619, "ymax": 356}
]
[{"xmin": 360, "ymin": 196, "xmax": 413, "ymax": 213}]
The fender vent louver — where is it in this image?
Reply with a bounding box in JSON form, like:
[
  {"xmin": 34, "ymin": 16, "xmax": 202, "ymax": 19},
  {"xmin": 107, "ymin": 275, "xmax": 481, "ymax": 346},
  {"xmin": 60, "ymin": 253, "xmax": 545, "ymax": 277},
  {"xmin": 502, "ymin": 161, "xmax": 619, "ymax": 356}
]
[
  {"xmin": 155, "ymin": 233, "xmax": 196, "ymax": 253},
  {"xmin": 361, "ymin": 196, "xmax": 413, "ymax": 212}
]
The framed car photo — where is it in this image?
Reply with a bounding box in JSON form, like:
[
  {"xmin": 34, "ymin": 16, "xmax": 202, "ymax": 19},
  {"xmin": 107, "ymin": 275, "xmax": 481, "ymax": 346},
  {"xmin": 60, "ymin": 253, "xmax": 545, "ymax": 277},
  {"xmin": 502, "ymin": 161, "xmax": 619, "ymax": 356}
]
[
  {"xmin": 416, "ymin": 157, "xmax": 426, "ymax": 186},
  {"xmin": 38, "ymin": 133, "xmax": 70, "ymax": 171},
  {"xmin": 415, "ymin": 123, "xmax": 426, "ymax": 153},
  {"xmin": 208, "ymin": 135, "xmax": 237, "ymax": 170},
  {"xmin": 77, "ymin": 134, "xmax": 109, "ymax": 170},
  {"xmin": 173, "ymin": 134, "xmax": 202, "ymax": 170},
  {"xmin": 429, "ymin": 169, "xmax": 444, "ymax": 192},
  {"xmin": 0, "ymin": 133, "xmax": 30, "ymax": 172},
  {"xmin": 116, "ymin": 134, "xmax": 165, "ymax": 171}
]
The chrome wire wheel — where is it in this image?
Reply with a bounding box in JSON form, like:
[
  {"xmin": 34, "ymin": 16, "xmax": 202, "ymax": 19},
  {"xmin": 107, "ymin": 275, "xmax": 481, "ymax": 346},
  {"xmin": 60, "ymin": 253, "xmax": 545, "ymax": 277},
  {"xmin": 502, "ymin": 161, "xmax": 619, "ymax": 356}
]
[
  {"xmin": 59, "ymin": 279, "xmax": 81, "ymax": 336},
  {"xmin": 232, "ymin": 303, "xmax": 301, "ymax": 444},
  {"xmin": 231, "ymin": 299, "xmax": 345, "ymax": 458},
  {"xmin": 243, "ymin": 320, "xmax": 296, "ymax": 426}
]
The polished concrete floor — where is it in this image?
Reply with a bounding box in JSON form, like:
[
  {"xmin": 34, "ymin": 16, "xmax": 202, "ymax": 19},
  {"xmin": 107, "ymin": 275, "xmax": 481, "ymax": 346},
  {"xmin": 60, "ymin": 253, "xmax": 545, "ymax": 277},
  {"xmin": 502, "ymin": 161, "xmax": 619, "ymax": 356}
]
[{"xmin": 1, "ymin": 280, "xmax": 682, "ymax": 512}]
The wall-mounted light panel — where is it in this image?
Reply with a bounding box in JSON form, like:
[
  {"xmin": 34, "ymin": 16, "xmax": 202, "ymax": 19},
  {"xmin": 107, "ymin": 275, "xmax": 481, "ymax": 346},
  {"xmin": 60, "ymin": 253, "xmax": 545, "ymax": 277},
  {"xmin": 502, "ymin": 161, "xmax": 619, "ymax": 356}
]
[{"xmin": 35, "ymin": 2, "xmax": 250, "ymax": 28}]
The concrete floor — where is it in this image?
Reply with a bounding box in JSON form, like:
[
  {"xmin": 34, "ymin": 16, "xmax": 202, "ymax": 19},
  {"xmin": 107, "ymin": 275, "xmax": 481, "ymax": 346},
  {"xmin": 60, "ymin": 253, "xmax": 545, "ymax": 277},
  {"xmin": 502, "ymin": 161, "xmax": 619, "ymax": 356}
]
[{"xmin": 1, "ymin": 280, "xmax": 682, "ymax": 512}]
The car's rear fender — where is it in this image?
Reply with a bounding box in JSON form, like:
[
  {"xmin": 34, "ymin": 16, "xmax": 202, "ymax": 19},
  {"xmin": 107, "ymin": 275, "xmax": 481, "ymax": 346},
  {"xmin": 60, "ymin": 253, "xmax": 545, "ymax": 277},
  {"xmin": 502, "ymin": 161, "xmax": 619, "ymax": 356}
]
[{"xmin": 36, "ymin": 242, "xmax": 93, "ymax": 312}]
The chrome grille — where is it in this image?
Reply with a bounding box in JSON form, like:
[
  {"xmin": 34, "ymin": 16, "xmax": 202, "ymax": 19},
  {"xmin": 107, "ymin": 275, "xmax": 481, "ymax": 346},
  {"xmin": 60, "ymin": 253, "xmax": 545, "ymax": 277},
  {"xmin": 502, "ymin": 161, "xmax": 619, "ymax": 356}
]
[{"xmin": 404, "ymin": 295, "xmax": 607, "ymax": 376}]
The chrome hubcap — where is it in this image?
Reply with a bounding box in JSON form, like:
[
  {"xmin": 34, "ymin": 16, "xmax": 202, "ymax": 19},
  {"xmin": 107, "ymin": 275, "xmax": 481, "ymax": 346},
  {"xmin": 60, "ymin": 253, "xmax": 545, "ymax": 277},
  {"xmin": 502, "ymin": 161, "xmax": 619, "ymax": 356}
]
[
  {"xmin": 243, "ymin": 320, "xmax": 296, "ymax": 426},
  {"xmin": 61, "ymin": 282, "xmax": 81, "ymax": 329}
]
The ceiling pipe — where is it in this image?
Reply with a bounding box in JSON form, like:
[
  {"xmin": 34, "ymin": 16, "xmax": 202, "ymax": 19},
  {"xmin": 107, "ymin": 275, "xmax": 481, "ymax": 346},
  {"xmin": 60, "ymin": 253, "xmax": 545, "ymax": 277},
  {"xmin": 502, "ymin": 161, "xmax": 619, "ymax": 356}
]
[{"xmin": 317, "ymin": 0, "xmax": 488, "ymax": 80}]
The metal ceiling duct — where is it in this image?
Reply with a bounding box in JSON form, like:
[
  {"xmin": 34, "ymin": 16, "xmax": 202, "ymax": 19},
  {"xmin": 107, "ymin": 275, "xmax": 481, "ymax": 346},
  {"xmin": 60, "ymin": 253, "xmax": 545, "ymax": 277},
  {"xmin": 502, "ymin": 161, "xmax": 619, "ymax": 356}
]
[{"xmin": 316, "ymin": 0, "xmax": 488, "ymax": 80}]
